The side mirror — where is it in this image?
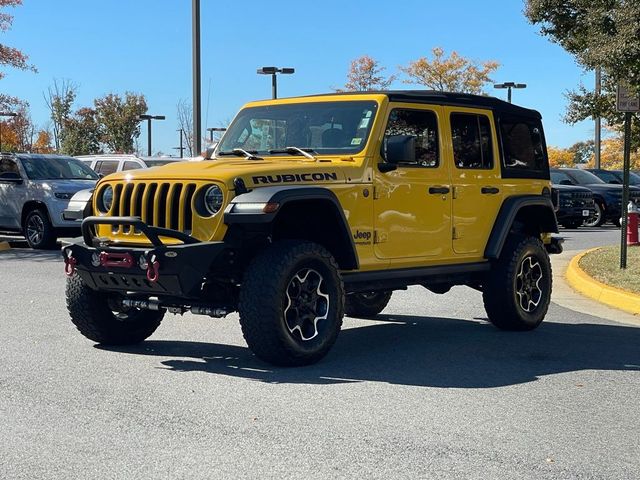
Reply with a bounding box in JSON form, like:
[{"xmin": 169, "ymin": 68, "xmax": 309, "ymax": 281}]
[
  {"xmin": 0, "ymin": 172, "xmax": 23, "ymax": 184},
  {"xmin": 559, "ymin": 179, "xmax": 573, "ymax": 186}
]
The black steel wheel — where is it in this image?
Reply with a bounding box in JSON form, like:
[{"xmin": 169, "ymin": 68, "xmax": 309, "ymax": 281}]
[{"xmin": 238, "ymin": 240, "xmax": 344, "ymax": 366}]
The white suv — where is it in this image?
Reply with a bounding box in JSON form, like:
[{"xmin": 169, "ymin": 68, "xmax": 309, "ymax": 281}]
[{"xmin": 0, "ymin": 153, "xmax": 98, "ymax": 249}]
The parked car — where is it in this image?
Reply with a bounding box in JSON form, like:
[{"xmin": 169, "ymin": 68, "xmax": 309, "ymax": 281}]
[
  {"xmin": 0, "ymin": 153, "xmax": 98, "ymax": 248},
  {"xmin": 76, "ymin": 154, "xmax": 182, "ymax": 176},
  {"xmin": 586, "ymin": 168, "xmax": 640, "ymax": 186},
  {"xmin": 552, "ymin": 183, "xmax": 595, "ymax": 229},
  {"xmin": 550, "ymin": 168, "xmax": 640, "ymax": 227}
]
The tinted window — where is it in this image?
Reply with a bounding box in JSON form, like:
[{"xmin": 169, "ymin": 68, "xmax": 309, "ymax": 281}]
[
  {"xmin": 19, "ymin": 156, "xmax": 98, "ymax": 180},
  {"xmin": 451, "ymin": 113, "xmax": 493, "ymax": 169},
  {"xmin": 564, "ymin": 169, "xmax": 604, "ymax": 185},
  {"xmin": 550, "ymin": 171, "xmax": 574, "ymax": 184},
  {"xmin": 0, "ymin": 158, "xmax": 20, "ymax": 177},
  {"xmin": 123, "ymin": 161, "xmax": 142, "ymax": 171},
  {"xmin": 592, "ymin": 170, "xmax": 620, "ymax": 184},
  {"xmin": 97, "ymin": 160, "xmax": 118, "ymax": 176},
  {"xmin": 384, "ymin": 109, "xmax": 439, "ymax": 167},
  {"xmin": 500, "ymin": 115, "xmax": 547, "ymax": 172}
]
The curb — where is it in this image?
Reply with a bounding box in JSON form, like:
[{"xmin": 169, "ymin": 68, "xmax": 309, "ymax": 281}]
[
  {"xmin": 0, "ymin": 241, "xmax": 10, "ymax": 251},
  {"xmin": 565, "ymin": 247, "xmax": 640, "ymax": 316}
]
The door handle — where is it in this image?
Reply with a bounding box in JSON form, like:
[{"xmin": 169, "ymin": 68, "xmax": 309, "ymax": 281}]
[
  {"xmin": 481, "ymin": 186, "xmax": 500, "ymax": 195},
  {"xmin": 428, "ymin": 186, "xmax": 450, "ymax": 195}
]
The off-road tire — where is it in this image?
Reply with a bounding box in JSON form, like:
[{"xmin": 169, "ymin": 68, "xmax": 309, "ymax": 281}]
[
  {"xmin": 483, "ymin": 235, "xmax": 552, "ymax": 331},
  {"xmin": 23, "ymin": 208, "xmax": 57, "ymax": 249},
  {"xmin": 583, "ymin": 201, "xmax": 604, "ymax": 228},
  {"xmin": 345, "ymin": 291, "xmax": 392, "ymax": 318},
  {"xmin": 561, "ymin": 220, "xmax": 583, "ymax": 229},
  {"xmin": 238, "ymin": 240, "xmax": 344, "ymax": 366},
  {"xmin": 66, "ymin": 274, "xmax": 164, "ymax": 344}
]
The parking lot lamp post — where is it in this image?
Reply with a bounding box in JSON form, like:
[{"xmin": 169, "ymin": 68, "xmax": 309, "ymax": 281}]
[
  {"xmin": 0, "ymin": 111, "xmax": 17, "ymax": 152},
  {"xmin": 257, "ymin": 67, "xmax": 295, "ymax": 99},
  {"xmin": 206, "ymin": 127, "xmax": 227, "ymax": 142},
  {"xmin": 137, "ymin": 114, "xmax": 165, "ymax": 156},
  {"xmin": 494, "ymin": 82, "xmax": 527, "ymax": 103}
]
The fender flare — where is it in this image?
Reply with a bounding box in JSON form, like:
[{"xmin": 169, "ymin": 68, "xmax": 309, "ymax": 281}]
[
  {"xmin": 484, "ymin": 195, "xmax": 558, "ymax": 260},
  {"xmin": 224, "ymin": 186, "xmax": 358, "ymax": 269}
]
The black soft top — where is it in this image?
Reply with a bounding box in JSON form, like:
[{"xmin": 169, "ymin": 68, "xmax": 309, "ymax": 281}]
[{"xmin": 302, "ymin": 90, "xmax": 542, "ymax": 119}]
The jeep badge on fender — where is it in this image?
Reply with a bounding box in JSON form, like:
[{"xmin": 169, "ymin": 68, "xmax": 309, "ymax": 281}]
[{"xmin": 62, "ymin": 91, "xmax": 561, "ymax": 367}]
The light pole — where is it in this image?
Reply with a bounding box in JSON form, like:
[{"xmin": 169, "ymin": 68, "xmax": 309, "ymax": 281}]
[
  {"xmin": 257, "ymin": 66, "xmax": 295, "ymax": 99},
  {"xmin": 595, "ymin": 67, "xmax": 602, "ymax": 169},
  {"xmin": 494, "ymin": 82, "xmax": 527, "ymax": 103},
  {"xmin": 0, "ymin": 111, "xmax": 17, "ymax": 152},
  {"xmin": 138, "ymin": 114, "xmax": 165, "ymax": 156},
  {"xmin": 192, "ymin": 0, "xmax": 202, "ymax": 156},
  {"xmin": 206, "ymin": 127, "xmax": 226, "ymax": 143},
  {"xmin": 173, "ymin": 128, "xmax": 185, "ymax": 158}
]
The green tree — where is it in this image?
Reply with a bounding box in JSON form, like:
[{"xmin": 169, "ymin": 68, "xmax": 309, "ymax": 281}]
[
  {"xmin": 568, "ymin": 140, "xmax": 595, "ymax": 164},
  {"xmin": 337, "ymin": 55, "xmax": 395, "ymax": 92},
  {"xmin": 525, "ymin": 1, "xmax": 640, "ymax": 87},
  {"xmin": 94, "ymin": 92, "xmax": 147, "ymax": 153},
  {"xmin": 61, "ymin": 107, "xmax": 101, "ymax": 156},
  {"xmin": 0, "ymin": 0, "xmax": 35, "ymax": 110},
  {"xmin": 400, "ymin": 47, "xmax": 499, "ymax": 94}
]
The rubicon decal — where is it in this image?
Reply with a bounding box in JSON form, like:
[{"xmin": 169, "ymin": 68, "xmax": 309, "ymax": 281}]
[{"xmin": 252, "ymin": 173, "xmax": 338, "ymax": 184}]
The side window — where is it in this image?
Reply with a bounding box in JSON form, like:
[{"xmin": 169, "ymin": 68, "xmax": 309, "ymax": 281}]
[
  {"xmin": 450, "ymin": 113, "xmax": 493, "ymax": 169},
  {"xmin": 500, "ymin": 115, "xmax": 547, "ymax": 173},
  {"xmin": 0, "ymin": 158, "xmax": 20, "ymax": 178},
  {"xmin": 384, "ymin": 109, "xmax": 439, "ymax": 167},
  {"xmin": 123, "ymin": 161, "xmax": 142, "ymax": 171},
  {"xmin": 97, "ymin": 161, "xmax": 118, "ymax": 176}
]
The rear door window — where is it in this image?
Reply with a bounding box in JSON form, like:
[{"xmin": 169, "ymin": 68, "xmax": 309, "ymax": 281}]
[{"xmin": 450, "ymin": 113, "xmax": 493, "ymax": 169}]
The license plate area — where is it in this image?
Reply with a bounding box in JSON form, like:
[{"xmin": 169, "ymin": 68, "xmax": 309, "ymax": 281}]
[{"xmin": 582, "ymin": 209, "xmax": 590, "ymax": 216}]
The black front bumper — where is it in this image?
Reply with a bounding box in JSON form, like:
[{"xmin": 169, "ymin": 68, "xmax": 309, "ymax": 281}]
[
  {"xmin": 556, "ymin": 205, "xmax": 595, "ymax": 222},
  {"xmin": 62, "ymin": 216, "xmax": 229, "ymax": 299}
]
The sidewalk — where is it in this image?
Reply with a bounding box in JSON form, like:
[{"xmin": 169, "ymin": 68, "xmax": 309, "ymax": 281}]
[{"xmin": 551, "ymin": 249, "xmax": 640, "ymax": 326}]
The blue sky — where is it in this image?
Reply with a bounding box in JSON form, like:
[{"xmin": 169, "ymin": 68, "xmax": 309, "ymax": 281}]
[{"xmin": 2, "ymin": 0, "xmax": 594, "ymax": 155}]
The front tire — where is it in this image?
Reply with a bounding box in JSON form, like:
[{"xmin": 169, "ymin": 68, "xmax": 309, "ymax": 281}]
[
  {"xmin": 345, "ymin": 291, "xmax": 392, "ymax": 318},
  {"xmin": 483, "ymin": 235, "xmax": 552, "ymax": 331},
  {"xmin": 66, "ymin": 274, "xmax": 164, "ymax": 345},
  {"xmin": 238, "ymin": 240, "xmax": 344, "ymax": 366},
  {"xmin": 583, "ymin": 202, "xmax": 604, "ymax": 227},
  {"xmin": 23, "ymin": 208, "xmax": 57, "ymax": 249}
]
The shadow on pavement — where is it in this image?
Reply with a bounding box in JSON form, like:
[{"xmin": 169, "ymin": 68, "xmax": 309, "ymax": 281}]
[
  {"xmin": 99, "ymin": 313, "xmax": 640, "ymax": 388},
  {"xmin": 0, "ymin": 241, "xmax": 62, "ymax": 262}
]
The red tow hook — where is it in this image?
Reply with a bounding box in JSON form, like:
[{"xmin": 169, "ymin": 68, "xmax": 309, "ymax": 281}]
[
  {"xmin": 146, "ymin": 255, "xmax": 160, "ymax": 283},
  {"xmin": 64, "ymin": 254, "xmax": 77, "ymax": 277}
]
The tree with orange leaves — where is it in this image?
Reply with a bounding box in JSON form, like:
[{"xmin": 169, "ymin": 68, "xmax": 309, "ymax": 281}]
[
  {"xmin": 0, "ymin": 0, "xmax": 36, "ymax": 110},
  {"xmin": 337, "ymin": 55, "xmax": 395, "ymax": 92},
  {"xmin": 400, "ymin": 47, "xmax": 499, "ymax": 94}
]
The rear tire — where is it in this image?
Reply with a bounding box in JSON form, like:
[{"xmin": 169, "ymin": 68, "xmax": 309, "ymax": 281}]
[
  {"xmin": 238, "ymin": 240, "xmax": 344, "ymax": 366},
  {"xmin": 23, "ymin": 208, "xmax": 57, "ymax": 249},
  {"xmin": 345, "ymin": 291, "xmax": 392, "ymax": 318},
  {"xmin": 66, "ymin": 274, "xmax": 164, "ymax": 345},
  {"xmin": 483, "ymin": 235, "xmax": 552, "ymax": 331}
]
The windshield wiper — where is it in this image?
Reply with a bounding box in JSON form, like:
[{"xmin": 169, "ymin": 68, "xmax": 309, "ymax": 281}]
[
  {"xmin": 269, "ymin": 147, "xmax": 317, "ymax": 160},
  {"xmin": 217, "ymin": 148, "xmax": 262, "ymax": 160}
]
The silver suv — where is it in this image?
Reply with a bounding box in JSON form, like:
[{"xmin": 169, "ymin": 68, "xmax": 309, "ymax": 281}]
[{"xmin": 0, "ymin": 153, "xmax": 98, "ymax": 249}]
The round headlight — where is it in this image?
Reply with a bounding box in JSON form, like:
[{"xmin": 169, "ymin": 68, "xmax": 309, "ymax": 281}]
[
  {"xmin": 203, "ymin": 185, "xmax": 223, "ymax": 215},
  {"xmin": 100, "ymin": 185, "xmax": 114, "ymax": 213}
]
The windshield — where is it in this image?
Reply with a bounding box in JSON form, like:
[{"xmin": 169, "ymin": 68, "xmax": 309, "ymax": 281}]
[
  {"xmin": 20, "ymin": 156, "xmax": 99, "ymax": 180},
  {"xmin": 217, "ymin": 101, "xmax": 378, "ymax": 156},
  {"xmin": 550, "ymin": 170, "xmax": 574, "ymax": 184},
  {"xmin": 591, "ymin": 170, "xmax": 620, "ymax": 184},
  {"xmin": 614, "ymin": 171, "xmax": 640, "ymax": 186},
  {"xmin": 564, "ymin": 169, "xmax": 604, "ymax": 185}
]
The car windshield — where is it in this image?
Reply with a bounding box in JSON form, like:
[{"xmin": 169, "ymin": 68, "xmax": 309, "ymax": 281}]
[
  {"xmin": 550, "ymin": 170, "xmax": 574, "ymax": 184},
  {"xmin": 614, "ymin": 171, "xmax": 640, "ymax": 186},
  {"xmin": 564, "ymin": 169, "xmax": 604, "ymax": 185},
  {"xmin": 217, "ymin": 101, "xmax": 378, "ymax": 156},
  {"xmin": 19, "ymin": 156, "xmax": 99, "ymax": 180},
  {"xmin": 592, "ymin": 170, "xmax": 621, "ymax": 184}
]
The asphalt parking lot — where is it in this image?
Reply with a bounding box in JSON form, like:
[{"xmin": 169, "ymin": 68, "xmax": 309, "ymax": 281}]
[{"xmin": 1, "ymin": 227, "xmax": 638, "ymax": 479}]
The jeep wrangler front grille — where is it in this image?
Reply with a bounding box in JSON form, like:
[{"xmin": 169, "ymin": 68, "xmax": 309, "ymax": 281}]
[{"xmin": 110, "ymin": 182, "xmax": 197, "ymax": 234}]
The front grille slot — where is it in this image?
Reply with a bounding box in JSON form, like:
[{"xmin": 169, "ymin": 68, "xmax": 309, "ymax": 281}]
[{"xmin": 103, "ymin": 181, "xmax": 198, "ymax": 238}]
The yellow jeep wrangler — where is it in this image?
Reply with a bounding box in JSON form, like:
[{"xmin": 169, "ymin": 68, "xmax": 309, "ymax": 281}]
[{"xmin": 63, "ymin": 91, "xmax": 561, "ymax": 366}]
